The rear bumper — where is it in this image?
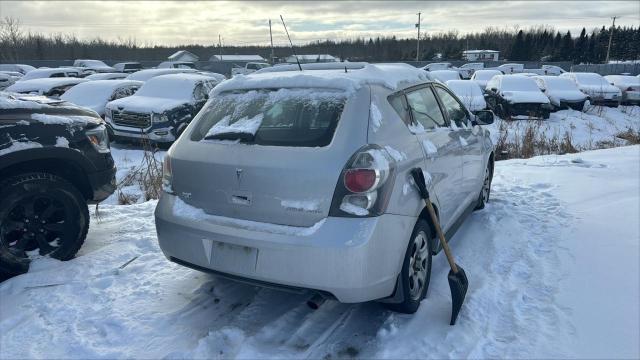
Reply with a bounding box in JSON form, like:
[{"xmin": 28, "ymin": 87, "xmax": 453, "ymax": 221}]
[
  {"xmin": 154, "ymin": 194, "xmax": 415, "ymax": 303},
  {"xmin": 622, "ymin": 91, "xmax": 640, "ymax": 104}
]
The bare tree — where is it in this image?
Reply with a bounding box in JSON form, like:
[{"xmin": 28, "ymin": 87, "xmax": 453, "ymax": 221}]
[{"xmin": 0, "ymin": 17, "xmax": 23, "ymax": 62}]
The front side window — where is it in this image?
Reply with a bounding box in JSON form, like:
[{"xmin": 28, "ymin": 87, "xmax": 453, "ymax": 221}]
[
  {"xmin": 405, "ymin": 87, "xmax": 446, "ymax": 130},
  {"xmin": 435, "ymin": 87, "xmax": 469, "ymax": 127}
]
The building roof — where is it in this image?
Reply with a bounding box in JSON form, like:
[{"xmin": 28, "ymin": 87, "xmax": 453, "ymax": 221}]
[
  {"xmin": 209, "ymin": 54, "xmax": 267, "ymax": 62},
  {"xmin": 462, "ymin": 49, "xmax": 500, "ymax": 54},
  {"xmin": 168, "ymin": 50, "xmax": 199, "ymax": 61}
]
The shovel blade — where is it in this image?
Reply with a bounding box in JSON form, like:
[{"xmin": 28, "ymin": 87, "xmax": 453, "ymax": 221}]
[{"xmin": 448, "ymin": 265, "xmax": 468, "ymax": 325}]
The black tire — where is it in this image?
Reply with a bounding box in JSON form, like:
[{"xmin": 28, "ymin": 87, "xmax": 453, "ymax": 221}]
[
  {"xmin": 475, "ymin": 163, "xmax": 493, "ymax": 210},
  {"xmin": 386, "ymin": 219, "xmax": 433, "ymax": 314},
  {"xmin": 0, "ymin": 173, "xmax": 89, "ymax": 276}
]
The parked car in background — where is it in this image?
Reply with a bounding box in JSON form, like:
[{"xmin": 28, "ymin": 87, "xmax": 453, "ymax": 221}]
[
  {"xmin": 495, "ymin": 63, "xmax": 524, "ymax": 74},
  {"xmin": 445, "ymin": 79, "xmax": 487, "ymax": 113},
  {"xmin": 6, "ymin": 77, "xmax": 89, "ymax": 98},
  {"xmin": 0, "ymin": 64, "xmax": 35, "ymax": 75},
  {"xmin": 533, "ymin": 76, "xmax": 588, "ymax": 111},
  {"xmin": 19, "ymin": 68, "xmax": 81, "ymax": 81},
  {"xmin": 126, "ymin": 68, "xmax": 197, "ymax": 82},
  {"xmin": 470, "ymin": 69, "xmax": 503, "ymax": 89},
  {"xmin": 458, "ymin": 63, "xmax": 484, "ymax": 78},
  {"xmin": 73, "ymin": 59, "xmax": 115, "ymax": 74},
  {"xmin": 422, "ymin": 62, "xmax": 454, "ymax": 71},
  {"xmin": 560, "ymin": 72, "xmax": 621, "ymax": 107},
  {"xmin": 85, "ymin": 72, "xmax": 128, "ymax": 80},
  {"xmin": 105, "ymin": 73, "xmax": 221, "ymax": 143},
  {"xmin": 113, "ymin": 62, "xmax": 143, "ymax": 73},
  {"xmin": 429, "ymin": 70, "xmax": 461, "ymax": 82},
  {"xmin": 0, "ymin": 73, "xmax": 17, "ymax": 90},
  {"xmin": 0, "ymin": 92, "xmax": 116, "ymax": 276},
  {"xmin": 604, "ymin": 75, "xmax": 640, "ymax": 105},
  {"xmin": 541, "ymin": 65, "xmax": 566, "ymax": 75},
  {"xmin": 155, "ymin": 64, "xmax": 495, "ymax": 314},
  {"xmin": 485, "ymin": 75, "xmax": 551, "ymax": 119},
  {"xmin": 60, "ymin": 79, "xmax": 143, "ymax": 118},
  {"xmin": 158, "ymin": 61, "xmax": 196, "ymax": 69},
  {"xmin": 231, "ymin": 62, "xmax": 271, "ymax": 76}
]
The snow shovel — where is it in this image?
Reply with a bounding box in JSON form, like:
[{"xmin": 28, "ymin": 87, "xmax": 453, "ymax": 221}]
[{"xmin": 410, "ymin": 168, "xmax": 468, "ymax": 325}]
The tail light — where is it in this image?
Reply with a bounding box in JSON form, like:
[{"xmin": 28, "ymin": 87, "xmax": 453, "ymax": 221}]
[
  {"xmin": 329, "ymin": 145, "xmax": 396, "ymax": 217},
  {"xmin": 162, "ymin": 155, "xmax": 174, "ymax": 194}
]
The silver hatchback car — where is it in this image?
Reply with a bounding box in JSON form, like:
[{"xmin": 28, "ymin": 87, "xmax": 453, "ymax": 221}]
[{"xmin": 155, "ymin": 64, "xmax": 495, "ymax": 313}]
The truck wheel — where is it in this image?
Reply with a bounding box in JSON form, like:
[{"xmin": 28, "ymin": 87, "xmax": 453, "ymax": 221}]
[
  {"xmin": 0, "ymin": 172, "xmax": 89, "ymax": 276},
  {"xmin": 386, "ymin": 219, "xmax": 433, "ymax": 314},
  {"xmin": 475, "ymin": 164, "xmax": 492, "ymax": 210}
]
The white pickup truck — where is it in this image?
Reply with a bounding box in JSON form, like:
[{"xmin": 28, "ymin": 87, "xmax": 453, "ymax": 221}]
[{"xmin": 231, "ymin": 62, "xmax": 270, "ymax": 76}]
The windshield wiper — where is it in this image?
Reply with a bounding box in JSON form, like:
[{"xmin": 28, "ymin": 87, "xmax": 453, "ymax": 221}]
[{"xmin": 204, "ymin": 132, "xmax": 256, "ymax": 142}]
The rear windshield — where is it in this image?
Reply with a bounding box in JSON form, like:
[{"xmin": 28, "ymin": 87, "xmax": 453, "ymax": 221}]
[{"xmin": 191, "ymin": 88, "xmax": 347, "ymax": 147}]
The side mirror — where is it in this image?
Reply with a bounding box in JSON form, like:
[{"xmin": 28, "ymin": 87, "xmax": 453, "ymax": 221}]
[{"xmin": 473, "ymin": 110, "xmax": 494, "ymax": 125}]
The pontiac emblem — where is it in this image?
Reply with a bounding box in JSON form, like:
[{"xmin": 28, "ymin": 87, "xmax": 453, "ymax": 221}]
[{"xmin": 236, "ymin": 168, "xmax": 243, "ymax": 183}]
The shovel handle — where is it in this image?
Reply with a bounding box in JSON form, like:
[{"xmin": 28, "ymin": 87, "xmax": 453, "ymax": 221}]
[{"xmin": 424, "ymin": 199, "xmax": 459, "ymax": 274}]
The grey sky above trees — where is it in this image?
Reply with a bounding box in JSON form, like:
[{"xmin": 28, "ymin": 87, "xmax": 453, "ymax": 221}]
[{"xmin": 1, "ymin": 0, "xmax": 638, "ymax": 46}]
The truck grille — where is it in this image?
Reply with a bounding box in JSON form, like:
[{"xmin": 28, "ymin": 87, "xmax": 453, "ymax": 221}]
[{"xmin": 112, "ymin": 111, "xmax": 150, "ymax": 128}]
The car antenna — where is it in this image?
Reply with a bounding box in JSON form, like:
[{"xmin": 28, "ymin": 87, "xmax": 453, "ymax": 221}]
[{"xmin": 280, "ymin": 15, "xmax": 302, "ymax": 72}]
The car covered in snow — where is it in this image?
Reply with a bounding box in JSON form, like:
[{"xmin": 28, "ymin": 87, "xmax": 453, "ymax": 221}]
[
  {"xmin": 604, "ymin": 75, "xmax": 640, "ymax": 105},
  {"xmin": 113, "ymin": 62, "xmax": 143, "ymax": 73},
  {"xmin": 458, "ymin": 62, "xmax": 484, "ymax": 78},
  {"xmin": 422, "ymin": 62, "xmax": 454, "ymax": 71},
  {"xmin": 19, "ymin": 67, "xmax": 82, "ymax": 81},
  {"xmin": 485, "ymin": 75, "xmax": 552, "ymax": 119},
  {"xmin": 155, "ymin": 63, "xmax": 496, "ymax": 313},
  {"xmin": 495, "ymin": 63, "xmax": 524, "ymax": 74},
  {"xmin": 470, "ymin": 69, "xmax": 503, "ymax": 89},
  {"xmin": 429, "ymin": 70, "xmax": 462, "ymax": 82},
  {"xmin": 125, "ymin": 68, "xmax": 198, "ymax": 82},
  {"xmin": 84, "ymin": 72, "xmax": 128, "ymax": 80},
  {"xmin": 533, "ymin": 76, "xmax": 588, "ymax": 111},
  {"xmin": 73, "ymin": 59, "xmax": 116, "ymax": 74},
  {"xmin": 5, "ymin": 77, "xmax": 89, "ymax": 98},
  {"xmin": 560, "ymin": 72, "xmax": 621, "ymax": 107},
  {"xmin": 157, "ymin": 61, "xmax": 196, "ymax": 69},
  {"xmin": 445, "ymin": 79, "xmax": 487, "ymax": 113},
  {"xmin": 0, "ymin": 64, "xmax": 35, "ymax": 75},
  {"xmin": 0, "ymin": 92, "xmax": 116, "ymax": 276},
  {"xmin": 60, "ymin": 79, "xmax": 143, "ymax": 118},
  {"xmin": 231, "ymin": 62, "xmax": 271, "ymax": 76},
  {"xmin": 105, "ymin": 73, "xmax": 220, "ymax": 143}
]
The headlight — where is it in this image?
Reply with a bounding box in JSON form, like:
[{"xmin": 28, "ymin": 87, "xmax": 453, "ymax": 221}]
[
  {"xmin": 152, "ymin": 113, "xmax": 169, "ymax": 124},
  {"xmin": 85, "ymin": 125, "xmax": 110, "ymax": 153}
]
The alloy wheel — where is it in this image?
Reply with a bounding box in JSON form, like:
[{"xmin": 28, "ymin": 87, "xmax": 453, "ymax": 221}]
[{"xmin": 408, "ymin": 231, "xmax": 430, "ymax": 300}]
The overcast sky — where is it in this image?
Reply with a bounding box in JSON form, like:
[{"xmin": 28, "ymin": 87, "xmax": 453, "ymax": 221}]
[{"xmin": 1, "ymin": 1, "xmax": 638, "ymax": 46}]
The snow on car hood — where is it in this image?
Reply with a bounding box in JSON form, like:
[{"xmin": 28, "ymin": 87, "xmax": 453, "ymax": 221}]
[
  {"xmin": 106, "ymin": 95, "xmax": 189, "ymax": 113},
  {"xmin": 501, "ymin": 90, "xmax": 549, "ymax": 104},
  {"xmin": 545, "ymin": 89, "xmax": 587, "ymax": 104}
]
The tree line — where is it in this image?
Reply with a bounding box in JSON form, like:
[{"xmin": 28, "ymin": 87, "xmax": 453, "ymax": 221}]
[{"xmin": 1, "ymin": 17, "xmax": 638, "ymax": 64}]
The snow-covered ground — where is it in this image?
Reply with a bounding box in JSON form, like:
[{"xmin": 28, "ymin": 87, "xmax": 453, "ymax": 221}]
[{"xmin": 1, "ymin": 145, "xmax": 638, "ymax": 359}]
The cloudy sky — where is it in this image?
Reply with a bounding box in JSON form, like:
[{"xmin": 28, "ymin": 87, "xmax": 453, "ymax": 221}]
[{"xmin": 1, "ymin": 1, "xmax": 638, "ymax": 46}]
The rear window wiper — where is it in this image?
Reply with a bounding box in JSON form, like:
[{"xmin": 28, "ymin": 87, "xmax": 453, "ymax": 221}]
[{"xmin": 203, "ymin": 132, "xmax": 256, "ymax": 142}]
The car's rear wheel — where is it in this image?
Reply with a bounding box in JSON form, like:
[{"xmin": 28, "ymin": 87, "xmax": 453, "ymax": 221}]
[
  {"xmin": 386, "ymin": 219, "xmax": 433, "ymax": 314},
  {"xmin": 475, "ymin": 164, "xmax": 492, "ymax": 210},
  {"xmin": 0, "ymin": 173, "xmax": 89, "ymax": 276}
]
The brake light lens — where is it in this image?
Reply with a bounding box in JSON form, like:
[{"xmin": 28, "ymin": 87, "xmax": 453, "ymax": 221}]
[
  {"xmin": 329, "ymin": 145, "xmax": 396, "ymax": 217},
  {"xmin": 344, "ymin": 169, "xmax": 377, "ymax": 193},
  {"xmin": 162, "ymin": 155, "xmax": 174, "ymax": 194}
]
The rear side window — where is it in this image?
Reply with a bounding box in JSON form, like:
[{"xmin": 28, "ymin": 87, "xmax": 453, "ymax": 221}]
[
  {"xmin": 388, "ymin": 95, "xmax": 411, "ymax": 125},
  {"xmin": 191, "ymin": 88, "xmax": 347, "ymax": 147},
  {"xmin": 406, "ymin": 87, "xmax": 446, "ymax": 129}
]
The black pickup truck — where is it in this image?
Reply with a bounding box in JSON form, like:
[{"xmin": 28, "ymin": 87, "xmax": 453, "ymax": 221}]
[{"xmin": 0, "ymin": 92, "xmax": 116, "ymax": 276}]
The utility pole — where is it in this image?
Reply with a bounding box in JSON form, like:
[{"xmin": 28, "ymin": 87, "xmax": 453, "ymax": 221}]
[
  {"xmin": 269, "ymin": 19, "xmax": 275, "ymax": 64},
  {"xmin": 605, "ymin": 16, "xmax": 617, "ymax": 64},
  {"xmin": 415, "ymin": 12, "xmax": 421, "ymax": 62},
  {"xmin": 218, "ymin": 34, "xmax": 222, "ymax": 60}
]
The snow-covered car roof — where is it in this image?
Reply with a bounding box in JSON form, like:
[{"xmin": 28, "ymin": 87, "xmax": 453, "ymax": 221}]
[
  {"xmin": 60, "ymin": 80, "xmax": 143, "ymax": 109},
  {"xmin": 472, "ymin": 69, "xmax": 503, "ymax": 80},
  {"xmin": 533, "ymin": 76, "xmax": 580, "ymax": 90},
  {"xmin": 255, "ymin": 62, "xmax": 369, "ymax": 74},
  {"xmin": 604, "ymin": 75, "xmax": 640, "ymax": 87},
  {"xmin": 213, "ymin": 63, "xmax": 431, "ymax": 95},
  {"xmin": 0, "ymin": 91, "xmax": 85, "ymax": 110},
  {"xmin": 85, "ymin": 72, "xmax": 129, "ymax": 80},
  {"xmin": 445, "ymin": 79, "xmax": 484, "ymax": 96},
  {"xmin": 126, "ymin": 68, "xmax": 198, "ymax": 82},
  {"xmin": 128, "ymin": 73, "xmax": 217, "ymax": 100},
  {"xmin": 6, "ymin": 77, "xmax": 89, "ymax": 94},
  {"xmin": 20, "ymin": 68, "xmax": 81, "ymax": 81},
  {"xmin": 0, "ymin": 64, "xmax": 35, "ymax": 74},
  {"xmin": 429, "ymin": 70, "xmax": 461, "ymax": 82}
]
